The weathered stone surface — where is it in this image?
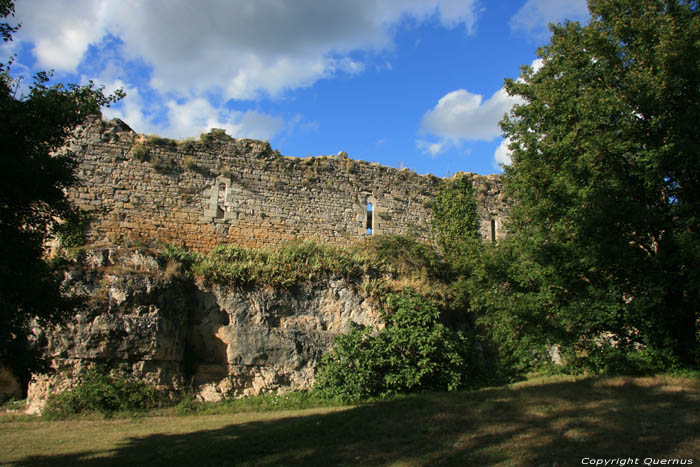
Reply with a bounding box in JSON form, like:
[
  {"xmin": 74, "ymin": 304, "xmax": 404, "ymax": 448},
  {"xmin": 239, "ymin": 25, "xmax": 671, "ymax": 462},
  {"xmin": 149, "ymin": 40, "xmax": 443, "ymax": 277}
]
[
  {"xmin": 26, "ymin": 247, "xmax": 381, "ymax": 412},
  {"xmin": 63, "ymin": 115, "xmax": 510, "ymax": 251}
]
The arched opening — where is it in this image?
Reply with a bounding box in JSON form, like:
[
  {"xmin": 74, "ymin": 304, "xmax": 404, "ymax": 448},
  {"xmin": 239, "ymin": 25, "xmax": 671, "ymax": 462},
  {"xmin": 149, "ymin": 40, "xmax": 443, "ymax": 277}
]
[{"xmin": 366, "ymin": 203, "xmax": 373, "ymax": 235}]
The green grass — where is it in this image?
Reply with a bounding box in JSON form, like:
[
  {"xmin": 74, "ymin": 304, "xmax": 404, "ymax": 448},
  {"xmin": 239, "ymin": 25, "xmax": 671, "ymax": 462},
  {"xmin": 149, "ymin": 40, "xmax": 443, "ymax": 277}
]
[
  {"xmin": 1, "ymin": 374, "xmax": 698, "ymax": 466},
  {"xmin": 159, "ymin": 235, "xmax": 450, "ymax": 292}
]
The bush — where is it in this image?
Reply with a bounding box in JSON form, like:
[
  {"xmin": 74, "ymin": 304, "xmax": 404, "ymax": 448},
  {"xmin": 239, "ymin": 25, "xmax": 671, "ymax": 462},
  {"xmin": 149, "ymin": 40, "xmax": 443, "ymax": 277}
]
[
  {"xmin": 146, "ymin": 134, "xmax": 172, "ymax": 146},
  {"xmin": 569, "ymin": 344, "xmax": 681, "ymax": 376},
  {"xmin": 315, "ymin": 289, "xmax": 476, "ymax": 402},
  {"xmin": 365, "ymin": 234, "xmax": 449, "ymax": 282},
  {"xmin": 183, "ymin": 156, "xmax": 196, "ymax": 171},
  {"xmin": 43, "ymin": 367, "xmax": 161, "ymax": 419},
  {"xmin": 219, "ymin": 165, "xmax": 232, "ymax": 178},
  {"xmin": 55, "ymin": 209, "xmax": 91, "ymax": 248},
  {"xmin": 159, "ymin": 243, "xmax": 200, "ymax": 271},
  {"xmin": 131, "ymin": 143, "xmax": 150, "ymax": 161}
]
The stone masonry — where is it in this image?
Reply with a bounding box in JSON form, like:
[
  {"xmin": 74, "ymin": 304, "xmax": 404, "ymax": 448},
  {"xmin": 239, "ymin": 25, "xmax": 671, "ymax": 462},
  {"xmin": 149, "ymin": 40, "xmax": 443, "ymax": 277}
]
[{"xmin": 65, "ymin": 115, "xmax": 509, "ymax": 250}]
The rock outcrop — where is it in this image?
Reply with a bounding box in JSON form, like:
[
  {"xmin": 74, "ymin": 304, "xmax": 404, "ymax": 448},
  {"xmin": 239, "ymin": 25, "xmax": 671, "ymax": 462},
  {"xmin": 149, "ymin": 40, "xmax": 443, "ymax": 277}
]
[{"xmin": 26, "ymin": 246, "xmax": 381, "ymax": 413}]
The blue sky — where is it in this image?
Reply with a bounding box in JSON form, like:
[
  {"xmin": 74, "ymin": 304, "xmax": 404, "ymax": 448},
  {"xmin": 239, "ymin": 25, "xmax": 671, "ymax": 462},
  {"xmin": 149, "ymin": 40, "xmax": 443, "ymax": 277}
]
[{"xmin": 3, "ymin": 0, "xmax": 589, "ymax": 176}]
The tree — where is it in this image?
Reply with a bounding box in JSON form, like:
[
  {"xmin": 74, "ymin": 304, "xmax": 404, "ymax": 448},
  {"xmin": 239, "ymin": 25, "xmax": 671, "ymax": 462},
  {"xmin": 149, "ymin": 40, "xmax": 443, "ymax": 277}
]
[
  {"xmin": 0, "ymin": 0, "xmax": 123, "ymax": 391},
  {"xmin": 498, "ymin": 0, "xmax": 700, "ymax": 370}
]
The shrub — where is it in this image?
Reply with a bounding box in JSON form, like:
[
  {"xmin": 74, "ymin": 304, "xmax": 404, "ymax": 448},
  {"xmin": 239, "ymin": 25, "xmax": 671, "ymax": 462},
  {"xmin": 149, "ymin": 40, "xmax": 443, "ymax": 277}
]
[
  {"xmin": 159, "ymin": 244, "xmax": 200, "ymax": 273},
  {"xmin": 149, "ymin": 155, "xmax": 173, "ymax": 172},
  {"xmin": 219, "ymin": 165, "xmax": 232, "ymax": 178},
  {"xmin": 315, "ymin": 289, "xmax": 476, "ymax": 402},
  {"xmin": 43, "ymin": 367, "xmax": 161, "ymax": 419},
  {"xmin": 146, "ymin": 134, "xmax": 170, "ymax": 146},
  {"xmin": 55, "ymin": 209, "xmax": 91, "ymax": 248},
  {"xmin": 365, "ymin": 235, "xmax": 448, "ymax": 282},
  {"xmin": 131, "ymin": 143, "xmax": 149, "ymax": 161},
  {"xmin": 184, "ymin": 156, "xmax": 196, "ymax": 171},
  {"xmin": 345, "ymin": 159, "xmax": 357, "ymax": 174}
]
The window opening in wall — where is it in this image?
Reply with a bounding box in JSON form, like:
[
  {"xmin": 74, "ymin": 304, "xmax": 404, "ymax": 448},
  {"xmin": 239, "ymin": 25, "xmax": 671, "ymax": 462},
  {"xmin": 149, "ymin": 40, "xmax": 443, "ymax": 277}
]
[
  {"xmin": 366, "ymin": 203, "xmax": 373, "ymax": 235},
  {"xmin": 491, "ymin": 219, "xmax": 496, "ymax": 242},
  {"xmin": 216, "ymin": 183, "xmax": 226, "ymax": 218}
]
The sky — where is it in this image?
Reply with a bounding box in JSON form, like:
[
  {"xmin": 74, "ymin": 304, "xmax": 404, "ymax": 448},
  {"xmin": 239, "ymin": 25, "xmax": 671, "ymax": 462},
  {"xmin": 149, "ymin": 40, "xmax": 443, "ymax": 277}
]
[{"xmin": 2, "ymin": 0, "xmax": 589, "ymax": 176}]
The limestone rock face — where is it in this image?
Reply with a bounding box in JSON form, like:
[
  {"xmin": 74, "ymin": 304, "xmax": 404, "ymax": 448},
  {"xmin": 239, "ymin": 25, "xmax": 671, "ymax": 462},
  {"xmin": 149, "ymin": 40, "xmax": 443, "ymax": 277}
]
[{"xmin": 26, "ymin": 247, "xmax": 380, "ymax": 412}]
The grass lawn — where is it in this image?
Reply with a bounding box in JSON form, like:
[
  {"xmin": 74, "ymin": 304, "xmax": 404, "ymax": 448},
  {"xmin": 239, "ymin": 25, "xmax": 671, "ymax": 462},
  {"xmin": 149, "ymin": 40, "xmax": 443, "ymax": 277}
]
[{"xmin": 1, "ymin": 374, "xmax": 698, "ymax": 466}]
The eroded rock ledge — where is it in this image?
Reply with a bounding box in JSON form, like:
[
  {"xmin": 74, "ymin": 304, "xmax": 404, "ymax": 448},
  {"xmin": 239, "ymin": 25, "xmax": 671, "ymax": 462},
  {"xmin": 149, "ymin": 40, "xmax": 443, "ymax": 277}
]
[{"xmin": 27, "ymin": 246, "xmax": 381, "ymax": 413}]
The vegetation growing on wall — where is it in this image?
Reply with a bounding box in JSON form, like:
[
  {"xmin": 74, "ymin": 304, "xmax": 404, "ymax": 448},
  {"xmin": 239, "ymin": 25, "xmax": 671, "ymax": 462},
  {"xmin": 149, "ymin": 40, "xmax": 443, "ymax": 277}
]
[
  {"xmin": 160, "ymin": 234, "xmax": 451, "ymax": 292},
  {"xmin": 432, "ymin": 174, "xmax": 480, "ymax": 266}
]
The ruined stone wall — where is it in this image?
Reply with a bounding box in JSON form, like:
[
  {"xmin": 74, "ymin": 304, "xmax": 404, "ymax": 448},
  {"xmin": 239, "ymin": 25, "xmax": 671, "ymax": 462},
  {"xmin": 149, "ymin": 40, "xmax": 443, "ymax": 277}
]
[{"xmin": 67, "ymin": 116, "xmax": 509, "ymax": 250}]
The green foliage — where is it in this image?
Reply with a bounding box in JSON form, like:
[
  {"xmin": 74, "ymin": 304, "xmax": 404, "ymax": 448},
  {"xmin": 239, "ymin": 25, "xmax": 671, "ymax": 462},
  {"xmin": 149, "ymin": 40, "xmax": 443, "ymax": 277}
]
[
  {"xmin": 429, "ymin": 173, "xmax": 483, "ymax": 329},
  {"xmin": 0, "ymin": 0, "xmax": 123, "ymax": 392},
  {"xmin": 570, "ymin": 345, "xmax": 681, "ymax": 376},
  {"xmin": 432, "ymin": 174, "xmax": 480, "ymax": 258},
  {"xmin": 159, "ymin": 244, "xmax": 201, "ymax": 271},
  {"xmin": 467, "ymin": 238, "xmax": 562, "ymax": 378},
  {"xmin": 314, "ymin": 289, "xmax": 476, "ymax": 402},
  {"xmin": 146, "ymin": 134, "xmax": 173, "ymax": 147},
  {"xmin": 176, "ymin": 390, "xmax": 338, "ymax": 416},
  {"xmin": 183, "ymin": 156, "xmax": 196, "ymax": 171},
  {"xmin": 160, "ymin": 237, "xmax": 447, "ymax": 292},
  {"xmin": 364, "ymin": 234, "xmax": 449, "ymax": 282},
  {"xmin": 131, "ymin": 142, "xmax": 149, "ymax": 161},
  {"xmin": 54, "ymin": 209, "xmax": 91, "ymax": 249},
  {"xmin": 219, "ymin": 165, "xmax": 232, "ymax": 178},
  {"xmin": 492, "ymin": 0, "xmax": 700, "ymax": 370},
  {"xmin": 149, "ymin": 155, "xmax": 174, "ymax": 172},
  {"xmin": 43, "ymin": 367, "xmax": 161, "ymax": 419},
  {"xmin": 194, "ymin": 241, "xmax": 377, "ymax": 287}
]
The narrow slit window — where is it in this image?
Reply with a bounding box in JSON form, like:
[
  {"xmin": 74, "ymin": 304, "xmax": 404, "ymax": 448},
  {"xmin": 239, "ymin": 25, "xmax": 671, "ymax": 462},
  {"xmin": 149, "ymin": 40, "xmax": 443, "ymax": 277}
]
[
  {"xmin": 216, "ymin": 183, "xmax": 226, "ymax": 218},
  {"xmin": 366, "ymin": 203, "xmax": 373, "ymax": 235},
  {"xmin": 490, "ymin": 219, "xmax": 496, "ymax": 242}
]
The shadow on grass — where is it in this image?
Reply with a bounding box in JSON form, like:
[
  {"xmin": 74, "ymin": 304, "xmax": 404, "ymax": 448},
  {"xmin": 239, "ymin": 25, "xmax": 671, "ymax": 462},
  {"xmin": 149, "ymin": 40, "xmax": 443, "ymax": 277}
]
[{"xmin": 12, "ymin": 377, "xmax": 700, "ymax": 466}]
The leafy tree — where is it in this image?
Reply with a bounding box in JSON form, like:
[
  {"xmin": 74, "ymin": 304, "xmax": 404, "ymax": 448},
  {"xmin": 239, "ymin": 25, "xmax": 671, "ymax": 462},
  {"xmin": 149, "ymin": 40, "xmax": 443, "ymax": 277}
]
[
  {"xmin": 497, "ymin": 0, "xmax": 700, "ymax": 370},
  {"xmin": 0, "ymin": 0, "xmax": 123, "ymax": 391}
]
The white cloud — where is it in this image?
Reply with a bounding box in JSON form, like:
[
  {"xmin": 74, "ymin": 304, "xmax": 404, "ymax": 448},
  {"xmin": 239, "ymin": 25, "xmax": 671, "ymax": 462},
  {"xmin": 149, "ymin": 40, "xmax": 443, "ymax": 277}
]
[
  {"xmin": 7, "ymin": 0, "xmax": 481, "ymax": 143},
  {"xmin": 494, "ymin": 138, "xmax": 512, "ymax": 168},
  {"xmin": 420, "ymin": 88, "xmax": 518, "ymax": 142},
  {"xmin": 416, "ymin": 139, "xmax": 450, "ymax": 157},
  {"xmin": 100, "ymin": 81, "xmax": 151, "ymax": 134},
  {"xmin": 12, "ymin": 0, "xmax": 480, "ymax": 100},
  {"xmin": 101, "ymin": 85, "xmax": 285, "ymax": 141},
  {"xmin": 418, "ymin": 58, "xmax": 543, "ymax": 165},
  {"xmin": 163, "ymin": 99, "xmax": 284, "ymax": 141},
  {"xmin": 510, "ymin": 0, "xmax": 589, "ymax": 40},
  {"xmin": 231, "ymin": 111, "xmax": 286, "ymax": 141},
  {"xmin": 13, "ymin": 0, "xmax": 107, "ymax": 70}
]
